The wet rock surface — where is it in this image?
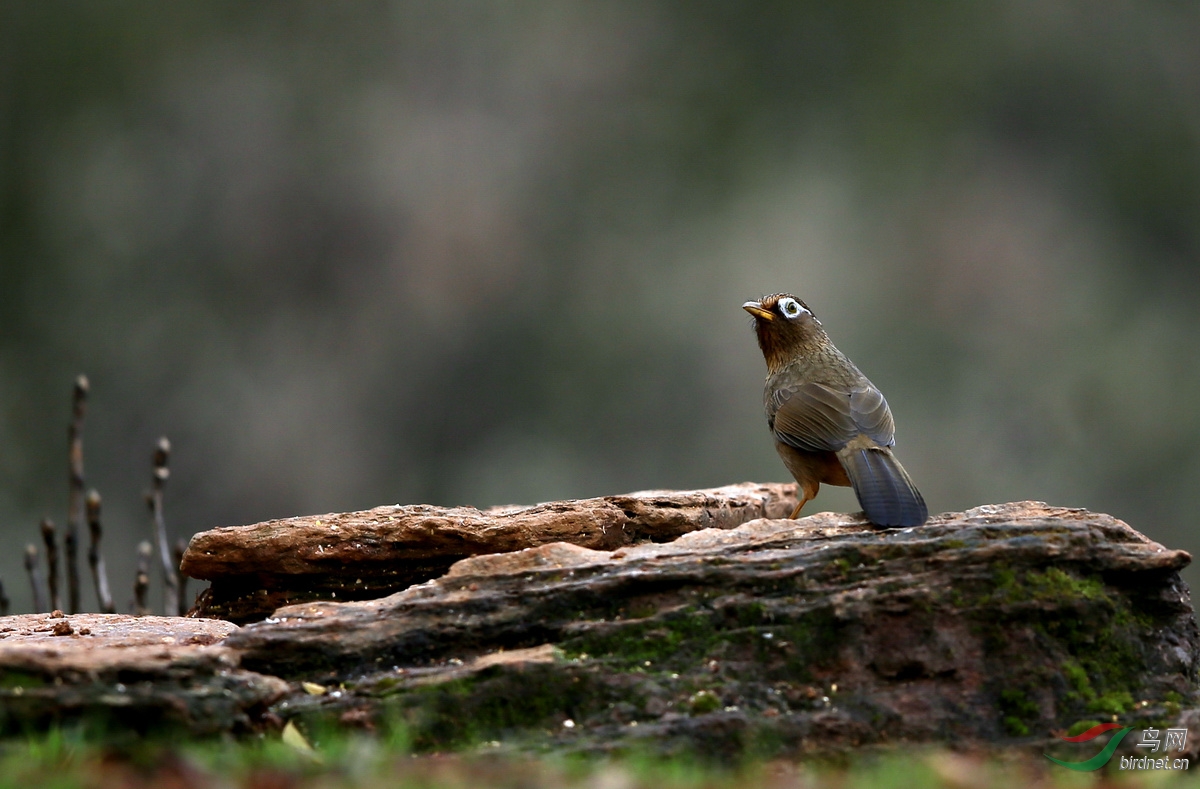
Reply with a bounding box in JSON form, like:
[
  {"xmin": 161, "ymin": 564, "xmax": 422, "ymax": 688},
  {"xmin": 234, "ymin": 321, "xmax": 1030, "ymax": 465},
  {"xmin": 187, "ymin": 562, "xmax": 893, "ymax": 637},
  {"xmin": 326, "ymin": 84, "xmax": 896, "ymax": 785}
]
[
  {"xmin": 181, "ymin": 482, "xmax": 799, "ymax": 623},
  {"xmin": 0, "ymin": 613, "xmax": 287, "ymax": 736},
  {"xmin": 4, "ymin": 494, "xmax": 1199, "ymax": 760},
  {"xmin": 227, "ymin": 501, "xmax": 1198, "ymax": 756}
]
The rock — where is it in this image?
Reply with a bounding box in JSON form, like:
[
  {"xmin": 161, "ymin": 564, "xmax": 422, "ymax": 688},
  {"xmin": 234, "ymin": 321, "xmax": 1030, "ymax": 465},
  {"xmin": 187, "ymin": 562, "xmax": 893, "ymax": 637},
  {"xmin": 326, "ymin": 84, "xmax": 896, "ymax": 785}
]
[
  {"xmin": 223, "ymin": 502, "xmax": 1198, "ymax": 756},
  {"xmin": 0, "ymin": 613, "xmax": 287, "ymax": 737},
  {"xmin": 181, "ymin": 482, "xmax": 799, "ymax": 623},
  {"xmin": 3, "ymin": 495, "xmax": 1197, "ymax": 758}
]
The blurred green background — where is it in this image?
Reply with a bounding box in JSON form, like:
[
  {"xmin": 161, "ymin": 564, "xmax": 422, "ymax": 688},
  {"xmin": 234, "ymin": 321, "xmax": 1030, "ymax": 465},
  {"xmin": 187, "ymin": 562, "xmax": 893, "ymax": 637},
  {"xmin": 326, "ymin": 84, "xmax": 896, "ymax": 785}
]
[{"xmin": 2, "ymin": 2, "xmax": 1198, "ymax": 614}]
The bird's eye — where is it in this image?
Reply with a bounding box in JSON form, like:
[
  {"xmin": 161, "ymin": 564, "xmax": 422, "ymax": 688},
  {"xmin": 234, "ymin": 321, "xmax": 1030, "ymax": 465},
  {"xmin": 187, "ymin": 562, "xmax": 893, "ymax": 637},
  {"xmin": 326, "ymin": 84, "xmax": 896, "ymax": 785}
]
[{"xmin": 778, "ymin": 297, "xmax": 806, "ymax": 319}]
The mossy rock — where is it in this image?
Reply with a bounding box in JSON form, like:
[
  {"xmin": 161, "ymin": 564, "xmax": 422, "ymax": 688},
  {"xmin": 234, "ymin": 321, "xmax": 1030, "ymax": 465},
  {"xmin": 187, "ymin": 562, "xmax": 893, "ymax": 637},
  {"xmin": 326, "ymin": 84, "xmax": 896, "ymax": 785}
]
[{"xmin": 227, "ymin": 502, "xmax": 1200, "ymax": 758}]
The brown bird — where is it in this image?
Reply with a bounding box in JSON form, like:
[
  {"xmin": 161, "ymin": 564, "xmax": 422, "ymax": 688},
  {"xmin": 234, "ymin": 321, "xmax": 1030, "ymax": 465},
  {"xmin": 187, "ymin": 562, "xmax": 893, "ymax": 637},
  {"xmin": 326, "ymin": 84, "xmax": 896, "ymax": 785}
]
[{"xmin": 743, "ymin": 293, "xmax": 927, "ymax": 527}]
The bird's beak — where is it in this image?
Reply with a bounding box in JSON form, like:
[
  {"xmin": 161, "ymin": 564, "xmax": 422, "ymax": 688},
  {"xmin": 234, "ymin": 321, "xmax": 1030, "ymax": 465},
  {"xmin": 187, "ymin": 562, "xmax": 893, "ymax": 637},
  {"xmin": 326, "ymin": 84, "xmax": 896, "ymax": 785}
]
[{"xmin": 742, "ymin": 301, "xmax": 774, "ymax": 321}]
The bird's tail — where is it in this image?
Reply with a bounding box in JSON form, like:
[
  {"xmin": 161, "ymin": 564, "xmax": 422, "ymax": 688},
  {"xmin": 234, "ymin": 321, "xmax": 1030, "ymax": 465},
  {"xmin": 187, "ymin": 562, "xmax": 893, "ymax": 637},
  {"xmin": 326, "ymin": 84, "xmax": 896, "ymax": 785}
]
[{"xmin": 837, "ymin": 446, "xmax": 928, "ymax": 527}]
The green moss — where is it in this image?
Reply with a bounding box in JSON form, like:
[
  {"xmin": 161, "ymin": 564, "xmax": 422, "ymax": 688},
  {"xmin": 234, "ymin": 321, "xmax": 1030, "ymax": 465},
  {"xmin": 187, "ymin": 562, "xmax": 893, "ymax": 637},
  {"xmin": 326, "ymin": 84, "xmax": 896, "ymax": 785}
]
[
  {"xmin": 1164, "ymin": 690, "xmax": 1183, "ymax": 717},
  {"xmin": 626, "ymin": 601, "xmax": 659, "ymax": 620},
  {"xmin": 1088, "ymin": 691, "xmax": 1132, "ymax": 716},
  {"xmin": 0, "ymin": 673, "xmax": 46, "ymax": 690},
  {"xmin": 688, "ymin": 690, "xmax": 721, "ymax": 715},
  {"xmin": 373, "ymin": 664, "xmax": 604, "ymax": 751},
  {"xmin": 736, "ymin": 601, "xmax": 769, "ymax": 627},
  {"xmin": 1066, "ymin": 719, "xmax": 1104, "ymax": 737},
  {"xmin": 559, "ymin": 603, "xmax": 839, "ymax": 682},
  {"xmin": 1002, "ymin": 717, "xmax": 1029, "ymax": 737},
  {"xmin": 1044, "ymin": 618, "xmax": 1139, "ymax": 717},
  {"xmin": 560, "ymin": 607, "xmax": 719, "ymax": 668},
  {"xmin": 759, "ymin": 611, "xmax": 840, "ymax": 682},
  {"xmin": 1025, "ymin": 568, "xmax": 1105, "ymax": 602},
  {"xmin": 992, "ymin": 567, "xmax": 1017, "ymax": 595},
  {"xmin": 998, "ymin": 689, "xmax": 1039, "ymax": 737},
  {"xmin": 987, "ymin": 566, "xmax": 1105, "ymax": 606},
  {"xmin": 369, "ymin": 675, "xmax": 401, "ymax": 692},
  {"xmin": 972, "ymin": 564, "xmax": 1145, "ymax": 728},
  {"xmin": 1062, "ymin": 659, "xmax": 1092, "ymax": 703}
]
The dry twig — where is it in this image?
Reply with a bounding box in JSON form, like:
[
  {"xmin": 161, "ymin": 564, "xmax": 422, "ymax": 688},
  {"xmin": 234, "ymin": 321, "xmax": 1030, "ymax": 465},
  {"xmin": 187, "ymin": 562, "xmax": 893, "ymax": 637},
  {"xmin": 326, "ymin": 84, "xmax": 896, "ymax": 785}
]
[
  {"xmin": 65, "ymin": 375, "xmax": 88, "ymax": 613},
  {"xmin": 148, "ymin": 437, "xmax": 178, "ymax": 616},
  {"xmin": 133, "ymin": 540, "xmax": 152, "ymax": 616},
  {"xmin": 24, "ymin": 544, "xmax": 46, "ymax": 613},
  {"xmin": 173, "ymin": 538, "xmax": 189, "ymax": 616},
  {"xmin": 86, "ymin": 489, "xmax": 115, "ymax": 614},
  {"xmin": 40, "ymin": 518, "xmax": 60, "ymax": 612}
]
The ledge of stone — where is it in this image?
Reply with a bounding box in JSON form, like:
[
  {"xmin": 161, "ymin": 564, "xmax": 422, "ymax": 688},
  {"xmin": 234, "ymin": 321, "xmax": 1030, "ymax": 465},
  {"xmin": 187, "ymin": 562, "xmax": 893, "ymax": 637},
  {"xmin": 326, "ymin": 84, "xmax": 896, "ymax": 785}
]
[
  {"xmin": 0, "ymin": 613, "xmax": 286, "ymax": 737},
  {"xmin": 181, "ymin": 482, "xmax": 799, "ymax": 622}
]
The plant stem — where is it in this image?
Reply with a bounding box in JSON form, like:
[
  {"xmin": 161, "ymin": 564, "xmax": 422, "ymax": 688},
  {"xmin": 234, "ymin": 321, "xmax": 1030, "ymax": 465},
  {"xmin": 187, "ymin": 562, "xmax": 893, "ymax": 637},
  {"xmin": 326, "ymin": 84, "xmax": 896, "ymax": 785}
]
[{"xmin": 86, "ymin": 489, "xmax": 115, "ymax": 614}]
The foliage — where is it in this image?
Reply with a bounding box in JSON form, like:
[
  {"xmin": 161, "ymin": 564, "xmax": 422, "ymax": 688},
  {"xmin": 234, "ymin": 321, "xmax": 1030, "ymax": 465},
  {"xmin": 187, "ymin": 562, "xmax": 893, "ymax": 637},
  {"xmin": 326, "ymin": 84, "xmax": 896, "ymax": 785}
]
[{"xmin": 0, "ymin": 727, "xmax": 1196, "ymax": 789}]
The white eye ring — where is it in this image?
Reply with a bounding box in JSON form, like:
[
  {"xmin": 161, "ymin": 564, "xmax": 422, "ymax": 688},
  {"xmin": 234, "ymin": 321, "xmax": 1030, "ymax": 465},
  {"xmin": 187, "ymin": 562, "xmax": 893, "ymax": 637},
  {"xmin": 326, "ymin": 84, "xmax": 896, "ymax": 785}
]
[{"xmin": 778, "ymin": 297, "xmax": 807, "ymax": 319}]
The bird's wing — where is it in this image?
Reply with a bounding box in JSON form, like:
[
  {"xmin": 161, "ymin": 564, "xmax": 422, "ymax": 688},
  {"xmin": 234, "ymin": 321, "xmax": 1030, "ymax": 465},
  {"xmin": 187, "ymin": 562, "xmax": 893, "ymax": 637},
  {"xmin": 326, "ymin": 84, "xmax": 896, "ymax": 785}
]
[{"xmin": 770, "ymin": 381, "xmax": 895, "ymax": 452}]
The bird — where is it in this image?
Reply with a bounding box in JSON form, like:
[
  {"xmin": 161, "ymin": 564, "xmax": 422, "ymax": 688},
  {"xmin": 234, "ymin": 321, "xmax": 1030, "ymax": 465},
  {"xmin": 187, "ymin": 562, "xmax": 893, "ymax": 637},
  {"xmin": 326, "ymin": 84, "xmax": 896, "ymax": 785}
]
[{"xmin": 743, "ymin": 293, "xmax": 928, "ymax": 527}]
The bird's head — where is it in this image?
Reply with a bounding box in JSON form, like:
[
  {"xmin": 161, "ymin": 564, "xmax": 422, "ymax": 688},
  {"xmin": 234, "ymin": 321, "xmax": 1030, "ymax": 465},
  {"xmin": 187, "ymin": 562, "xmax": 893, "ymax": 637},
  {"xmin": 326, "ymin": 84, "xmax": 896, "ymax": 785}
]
[{"xmin": 743, "ymin": 293, "xmax": 824, "ymax": 372}]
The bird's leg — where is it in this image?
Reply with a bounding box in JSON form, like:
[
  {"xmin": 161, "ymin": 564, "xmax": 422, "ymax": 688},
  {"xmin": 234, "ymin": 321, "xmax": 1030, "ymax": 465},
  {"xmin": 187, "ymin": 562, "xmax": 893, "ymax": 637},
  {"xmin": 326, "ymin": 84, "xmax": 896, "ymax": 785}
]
[
  {"xmin": 788, "ymin": 479, "xmax": 820, "ymax": 519},
  {"xmin": 787, "ymin": 491, "xmax": 816, "ymax": 515}
]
